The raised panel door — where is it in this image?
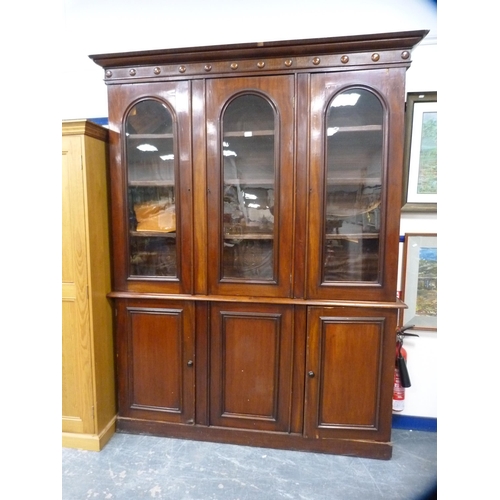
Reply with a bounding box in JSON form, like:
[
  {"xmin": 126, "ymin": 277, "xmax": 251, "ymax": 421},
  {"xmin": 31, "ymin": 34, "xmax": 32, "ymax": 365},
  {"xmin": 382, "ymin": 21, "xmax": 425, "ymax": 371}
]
[
  {"xmin": 210, "ymin": 303, "xmax": 294, "ymax": 432},
  {"xmin": 304, "ymin": 307, "xmax": 396, "ymax": 441},
  {"xmin": 116, "ymin": 300, "xmax": 195, "ymax": 424}
]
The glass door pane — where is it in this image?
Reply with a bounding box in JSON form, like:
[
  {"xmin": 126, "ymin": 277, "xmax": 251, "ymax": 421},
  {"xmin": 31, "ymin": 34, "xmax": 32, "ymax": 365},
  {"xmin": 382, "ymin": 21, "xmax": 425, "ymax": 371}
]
[
  {"xmin": 125, "ymin": 99, "xmax": 177, "ymax": 278},
  {"xmin": 221, "ymin": 94, "xmax": 276, "ymax": 280},
  {"xmin": 323, "ymin": 89, "xmax": 383, "ymax": 282}
]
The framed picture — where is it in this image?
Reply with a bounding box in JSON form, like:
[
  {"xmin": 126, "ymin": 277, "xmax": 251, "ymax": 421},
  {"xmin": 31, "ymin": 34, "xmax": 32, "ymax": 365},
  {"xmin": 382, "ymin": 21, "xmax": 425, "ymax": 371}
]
[
  {"xmin": 400, "ymin": 233, "xmax": 437, "ymax": 330},
  {"xmin": 401, "ymin": 92, "xmax": 437, "ymax": 212}
]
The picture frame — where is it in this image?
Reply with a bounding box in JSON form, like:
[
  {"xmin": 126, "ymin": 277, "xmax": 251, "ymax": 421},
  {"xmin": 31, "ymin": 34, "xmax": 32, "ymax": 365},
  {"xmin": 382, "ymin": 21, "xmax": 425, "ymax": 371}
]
[
  {"xmin": 401, "ymin": 92, "xmax": 437, "ymax": 212},
  {"xmin": 400, "ymin": 233, "xmax": 437, "ymax": 331}
]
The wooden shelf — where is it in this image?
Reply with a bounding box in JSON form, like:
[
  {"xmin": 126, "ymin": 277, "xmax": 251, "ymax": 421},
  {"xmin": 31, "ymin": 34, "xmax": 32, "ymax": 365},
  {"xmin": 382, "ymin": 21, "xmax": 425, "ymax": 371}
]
[
  {"xmin": 224, "ymin": 130, "xmax": 274, "ymax": 137},
  {"xmin": 127, "ymin": 133, "xmax": 174, "ymax": 139},
  {"xmin": 326, "ymin": 176, "xmax": 381, "ymax": 185},
  {"xmin": 129, "ymin": 180, "xmax": 175, "ymax": 187},
  {"xmin": 325, "ymin": 233, "xmax": 379, "ymax": 240},
  {"xmin": 130, "ymin": 230, "xmax": 176, "ymax": 237},
  {"xmin": 224, "ymin": 233, "xmax": 273, "ymax": 240},
  {"xmin": 331, "ymin": 125, "xmax": 382, "ymax": 133},
  {"xmin": 224, "ymin": 179, "xmax": 274, "ymax": 186}
]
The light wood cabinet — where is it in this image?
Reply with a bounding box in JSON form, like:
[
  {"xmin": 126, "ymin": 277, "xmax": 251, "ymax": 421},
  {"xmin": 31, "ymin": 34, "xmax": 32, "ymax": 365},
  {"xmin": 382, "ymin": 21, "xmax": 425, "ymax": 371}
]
[
  {"xmin": 90, "ymin": 30, "xmax": 427, "ymax": 459},
  {"xmin": 62, "ymin": 120, "xmax": 116, "ymax": 451}
]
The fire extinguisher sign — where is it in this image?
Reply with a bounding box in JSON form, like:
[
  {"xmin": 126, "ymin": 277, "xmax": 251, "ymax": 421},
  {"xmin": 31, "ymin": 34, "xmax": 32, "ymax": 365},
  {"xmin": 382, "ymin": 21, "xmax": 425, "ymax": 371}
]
[{"xmin": 393, "ymin": 364, "xmax": 405, "ymax": 412}]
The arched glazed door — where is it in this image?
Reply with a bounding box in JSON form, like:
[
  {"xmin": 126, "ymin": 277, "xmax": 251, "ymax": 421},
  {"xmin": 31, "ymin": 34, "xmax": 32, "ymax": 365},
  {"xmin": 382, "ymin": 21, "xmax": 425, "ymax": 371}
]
[
  {"xmin": 307, "ymin": 71, "xmax": 401, "ymax": 302},
  {"xmin": 206, "ymin": 76, "xmax": 295, "ymax": 298}
]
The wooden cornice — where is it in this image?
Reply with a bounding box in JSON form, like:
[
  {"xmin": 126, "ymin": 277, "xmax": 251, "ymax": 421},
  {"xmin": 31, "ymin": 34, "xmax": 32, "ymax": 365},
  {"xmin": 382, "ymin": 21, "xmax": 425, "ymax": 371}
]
[{"xmin": 90, "ymin": 30, "xmax": 429, "ymax": 69}]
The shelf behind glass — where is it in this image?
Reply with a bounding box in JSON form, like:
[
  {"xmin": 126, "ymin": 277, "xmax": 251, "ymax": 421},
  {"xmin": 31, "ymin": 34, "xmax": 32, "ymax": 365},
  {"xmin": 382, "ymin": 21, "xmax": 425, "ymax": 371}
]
[
  {"xmin": 129, "ymin": 235, "xmax": 177, "ymax": 277},
  {"xmin": 222, "ymin": 239, "xmax": 274, "ymax": 280},
  {"xmin": 130, "ymin": 231, "xmax": 176, "ymax": 237},
  {"xmin": 323, "ymin": 88, "xmax": 383, "ymax": 284}
]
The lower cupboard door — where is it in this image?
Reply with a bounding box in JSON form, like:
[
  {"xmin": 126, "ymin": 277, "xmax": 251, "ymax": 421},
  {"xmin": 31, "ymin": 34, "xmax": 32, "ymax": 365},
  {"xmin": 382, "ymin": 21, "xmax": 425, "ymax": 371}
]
[
  {"xmin": 117, "ymin": 301, "xmax": 195, "ymax": 424},
  {"xmin": 304, "ymin": 307, "xmax": 395, "ymax": 440},
  {"xmin": 209, "ymin": 303, "xmax": 294, "ymax": 432}
]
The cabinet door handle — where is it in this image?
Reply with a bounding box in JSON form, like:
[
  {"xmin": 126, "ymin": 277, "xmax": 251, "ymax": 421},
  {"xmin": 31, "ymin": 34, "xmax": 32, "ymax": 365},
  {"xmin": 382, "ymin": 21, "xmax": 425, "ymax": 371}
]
[
  {"xmin": 308, "ymin": 370, "xmax": 315, "ymax": 378},
  {"xmin": 187, "ymin": 360, "xmax": 194, "ymax": 367}
]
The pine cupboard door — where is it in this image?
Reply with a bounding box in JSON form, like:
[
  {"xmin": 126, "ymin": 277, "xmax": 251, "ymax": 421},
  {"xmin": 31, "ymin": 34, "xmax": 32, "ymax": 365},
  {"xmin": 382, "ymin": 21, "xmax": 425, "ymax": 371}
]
[
  {"xmin": 115, "ymin": 300, "xmax": 195, "ymax": 424},
  {"xmin": 209, "ymin": 303, "xmax": 294, "ymax": 432},
  {"xmin": 62, "ymin": 134, "xmax": 94, "ymax": 435},
  {"xmin": 306, "ymin": 69, "xmax": 406, "ymax": 302},
  {"xmin": 304, "ymin": 307, "xmax": 396, "ymax": 441},
  {"xmin": 106, "ymin": 81, "xmax": 193, "ymax": 294},
  {"xmin": 206, "ymin": 76, "xmax": 295, "ymax": 298}
]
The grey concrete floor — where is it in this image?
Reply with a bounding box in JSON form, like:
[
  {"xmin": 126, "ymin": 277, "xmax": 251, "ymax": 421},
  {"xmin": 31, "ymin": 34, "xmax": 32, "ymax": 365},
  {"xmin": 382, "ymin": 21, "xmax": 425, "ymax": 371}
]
[{"xmin": 62, "ymin": 429, "xmax": 436, "ymax": 500}]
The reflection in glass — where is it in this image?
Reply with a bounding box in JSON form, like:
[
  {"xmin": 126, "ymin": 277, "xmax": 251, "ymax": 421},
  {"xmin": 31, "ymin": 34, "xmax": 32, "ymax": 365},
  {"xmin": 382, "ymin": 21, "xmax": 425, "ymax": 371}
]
[
  {"xmin": 221, "ymin": 94, "xmax": 276, "ymax": 280},
  {"xmin": 323, "ymin": 89, "xmax": 383, "ymax": 282},
  {"xmin": 125, "ymin": 99, "xmax": 177, "ymax": 277}
]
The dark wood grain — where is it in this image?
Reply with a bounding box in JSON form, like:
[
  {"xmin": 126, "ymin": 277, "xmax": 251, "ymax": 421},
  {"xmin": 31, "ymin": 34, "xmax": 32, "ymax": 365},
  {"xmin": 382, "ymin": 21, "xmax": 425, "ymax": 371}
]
[{"xmin": 96, "ymin": 31, "xmax": 426, "ymax": 459}]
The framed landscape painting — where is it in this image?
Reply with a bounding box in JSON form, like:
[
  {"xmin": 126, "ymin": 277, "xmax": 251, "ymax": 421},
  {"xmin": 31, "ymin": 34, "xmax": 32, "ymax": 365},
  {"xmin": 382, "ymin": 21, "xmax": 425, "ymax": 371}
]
[
  {"xmin": 402, "ymin": 92, "xmax": 437, "ymax": 212},
  {"xmin": 400, "ymin": 233, "xmax": 437, "ymax": 331}
]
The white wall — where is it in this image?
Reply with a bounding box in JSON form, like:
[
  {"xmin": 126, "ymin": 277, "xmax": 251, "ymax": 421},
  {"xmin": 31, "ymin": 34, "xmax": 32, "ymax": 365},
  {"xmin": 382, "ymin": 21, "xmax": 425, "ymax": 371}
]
[
  {"xmin": 397, "ymin": 26, "xmax": 437, "ymax": 419},
  {"xmin": 62, "ymin": 0, "xmax": 438, "ymax": 419},
  {"xmin": 399, "ymin": 214, "xmax": 437, "ymax": 418},
  {"xmin": 62, "ymin": 0, "xmax": 437, "ymax": 120}
]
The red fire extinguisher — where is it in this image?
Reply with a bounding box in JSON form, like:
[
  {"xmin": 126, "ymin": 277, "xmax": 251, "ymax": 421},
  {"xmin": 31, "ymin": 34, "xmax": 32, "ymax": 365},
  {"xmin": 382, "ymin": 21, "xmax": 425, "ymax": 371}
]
[{"xmin": 393, "ymin": 324, "xmax": 418, "ymax": 412}]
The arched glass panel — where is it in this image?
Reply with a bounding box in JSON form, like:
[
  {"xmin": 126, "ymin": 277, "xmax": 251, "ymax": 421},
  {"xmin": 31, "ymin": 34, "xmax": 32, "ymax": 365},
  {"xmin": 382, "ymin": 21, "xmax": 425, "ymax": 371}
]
[
  {"xmin": 323, "ymin": 89, "xmax": 383, "ymax": 282},
  {"xmin": 221, "ymin": 94, "xmax": 276, "ymax": 280},
  {"xmin": 125, "ymin": 99, "xmax": 177, "ymax": 277}
]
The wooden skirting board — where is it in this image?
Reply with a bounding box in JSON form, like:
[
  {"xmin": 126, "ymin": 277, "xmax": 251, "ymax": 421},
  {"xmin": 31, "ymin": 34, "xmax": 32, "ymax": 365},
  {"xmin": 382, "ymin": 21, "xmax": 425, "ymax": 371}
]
[{"xmin": 62, "ymin": 416, "xmax": 117, "ymax": 452}]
